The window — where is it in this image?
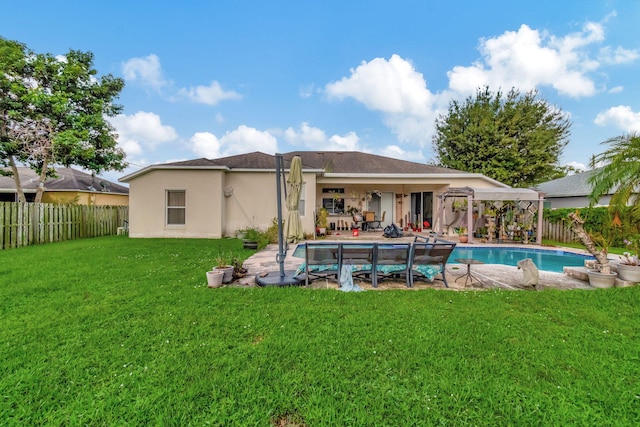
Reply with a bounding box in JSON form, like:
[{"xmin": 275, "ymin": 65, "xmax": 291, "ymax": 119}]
[
  {"xmin": 298, "ymin": 183, "xmax": 306, "ymax": 216},
  {"xmin": 322, "ymin": 188, "xmax": 345, "ymax": 214},
  {"xmin": 167, "ymin": 190, "xmax": 186, "ymax": 225}
]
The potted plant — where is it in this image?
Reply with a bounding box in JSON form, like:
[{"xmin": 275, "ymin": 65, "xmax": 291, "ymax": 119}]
[
  {"xmin": 242, "ymin": 227, "xmax": 262, "ymax": 250},
  {"xmin": 206, "ymin": 270, "xmax": 224, "ymax": 288},
  {"xmin": 214, "ymin": 251, "xmax": 234, "ymax": 283},
  {"xmin": 346, "ymin": 205, "xmax": 361, "ymax": 222},
  {"xmin": 235, "ymin": 227, "xmax": 248, "ymax": 240},
  {"xmin": 230, "ymin": 254, "xmax": 248, "ymax": 280},
  {"xmin": 615, "ymin": 237, "xmax": 640, "ymax": 283},
  {"xmin": 568, "ymin": 212, "xmax": 616, "ymax": 288},
  {"xmin": 457, "ymin": 226, "xmax": 468, "ymax": 243},
  {"xmin": 316, "ymin": 207, "xmax": 328, "ymax": 236}
]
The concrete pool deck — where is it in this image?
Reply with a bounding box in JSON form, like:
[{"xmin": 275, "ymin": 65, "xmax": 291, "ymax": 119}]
[{"xmin": 234, "ymin": 233, "xmax": 597, "ymax": 291}]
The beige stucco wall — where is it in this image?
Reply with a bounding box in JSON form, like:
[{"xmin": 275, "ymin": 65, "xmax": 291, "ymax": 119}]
[
  {"xmin": 127, "ymin": 168, "xmax": 319, "ymax": 238},
  {"xmin": 128, "ymin": 169, "xmax": 224, "ymax": 238},
  {"xmin": 42, "ymin": 191, "xmax": 129, "ymax": 206},
  {"xmin": 223, "ymin": 171, "xmax": 317, "ymax": 237}
]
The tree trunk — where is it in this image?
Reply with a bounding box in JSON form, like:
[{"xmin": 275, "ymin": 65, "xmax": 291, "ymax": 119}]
[
  {"xmin": 34, "ymin": 158, "xmax": 48, "ymax": 204},
  {"xmin": 8, "ymin": 155, "xmax": 27, "ymax": 203},
  {"xmin": 567, "ymin": 212, "xmax": 608, "ymax": 266}
]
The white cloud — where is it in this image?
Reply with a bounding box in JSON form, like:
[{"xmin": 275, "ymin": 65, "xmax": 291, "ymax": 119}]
[
  {"xmin": 608, "ymin": 85, "xmax": 624, "ymax": 94},
  {"xmin": 190, "ymin": 132, "xmax": 221, "ymax": 158},
  {"xmin": 122, "ymin": 55, "xmax": 240, "ymax": 105},
  {"xmin": 299, "ymin": 84, "xmax": 315, "ymax": 98},
  {"xmin": 324, "ymin": 15, "xmax": 636, "ymax": 152},
  {"xmin": 325, "ymin": 54, "xmax": 437, "ymax": 145},
  {"xmin": 326, "ymin": 54, "xmax": 433, "ymax": 116},
  {"xmin": 377, "ymin": 145, "xmax": 426, "ymax": 163},
  {"xmin": 109, "ymin": 112, "xmax": 179, "ymax": 159},
  {"xmin": 189, "ymin": 125, "xmax": 278, "ymax": 158},
  {"xmin": 594, "ymin": 105, "xmax": 640, "ymax": 132},
  {"xmin": 178, "ymin": 81, "xmax": 241, "ymax": 105},
  {"xmin": 284, "ymin": 122, "xmax": 360, "ymax": 150},
  {"xmin": 598, "ymin": 46, "xmax": 639, "ymax": 65},
  {"xmin": 564, "ymin": 161, "xmax": 587, "ymax": 173},
  {"xmin": 121, "ymin": 54, "xmax": 168, "ymax": 90},
  {"xmin": 448, "ymin": 22, "xmax": 605, "ymax": 98},
  {"xmin": 328, "ymin": 132, "xmax": 359, "ymax": 151}
]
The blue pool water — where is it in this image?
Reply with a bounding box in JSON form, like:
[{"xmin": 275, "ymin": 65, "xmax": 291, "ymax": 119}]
[
  {"xmin": 292, "ymin": 244, "xmax": 593, "ymax": 273},
  {"xmin": 451, "ymin": 247, "xmax": 593, "ymax": 273}
]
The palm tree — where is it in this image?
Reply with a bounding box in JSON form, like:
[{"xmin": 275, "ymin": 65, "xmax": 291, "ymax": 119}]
[{"xmin": 588, "ymin": 132, "xmax": 640, "ymax": 219}]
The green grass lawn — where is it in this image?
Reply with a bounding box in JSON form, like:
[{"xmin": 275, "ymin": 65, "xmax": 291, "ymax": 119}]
[{"xmin": 1, "ymin": 236, "xmax": 639, "ymax": 426}]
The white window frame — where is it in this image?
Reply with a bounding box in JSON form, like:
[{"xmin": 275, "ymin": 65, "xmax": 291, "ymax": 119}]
[
  {"xmin": 298, "ymin": 183, "xmax": 306, "ymax": 216},
  {"xmin": 166, "ymin": 190, "xmax": 186, "ymax": 225}
]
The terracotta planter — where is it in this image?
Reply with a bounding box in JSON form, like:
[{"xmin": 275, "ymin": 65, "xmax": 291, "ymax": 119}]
[
  {"xmin": 459, "ymin": 235, "xmax": 468, "ymax": 243},
  {"xmin": 206, "ymin": 270, "xmax": 224, "ymax": 288},
  {"xmin": 616, "ymin": 264, "xmax": 640, "ymax": 283}
]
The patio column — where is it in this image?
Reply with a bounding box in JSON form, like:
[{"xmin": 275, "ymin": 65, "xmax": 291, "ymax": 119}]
[
  {"xmin": 437, "ymin": 194, "xmax": 444, "ymax": 237},
  {"xmin": 467, "ymin": 194, "xmax": 474, "ymax": 244},
  {"xmin": 536, "ymin": 192, "xmax": 544, "ymax": 244}
]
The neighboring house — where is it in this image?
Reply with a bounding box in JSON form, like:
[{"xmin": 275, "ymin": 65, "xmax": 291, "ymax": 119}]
[
  {"xmin": 0, "ymin": 167, "xmax": 129, "ymax": 205},
  {"xmin": 535, "ymin": 169, "xmax": 612, "ymax": 209},
  {"xmin": 119, "ymin": 151, "xmax": 523, "ymax": 239}
]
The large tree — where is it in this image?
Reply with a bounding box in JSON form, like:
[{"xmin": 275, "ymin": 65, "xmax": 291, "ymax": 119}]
[
  {"xmin": 432, "ymin": 87, "xmax": 571, "ymax": 187},
  {"xmin": 588, "ymin": 133, "xmax": 640, "ymax": 219},
  {"xmin": 0, "ymin": 38, "xmax": 32, "ymax": 201},
  {"xmin": 0, "ymin": 37, "xmax": 126, "ymax": 203}
]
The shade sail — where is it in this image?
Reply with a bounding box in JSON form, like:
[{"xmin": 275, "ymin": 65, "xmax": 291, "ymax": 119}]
[
  {"xmin": 471, "ymin": 187, "xmax": 542, "ymax": 201},
  {"xmin": 283, "ymin": 156, "xmax": 304, "ymax": 243},
  {"xmin": 444, "ymin": 187, "xmax": 542, "ymax": 201}
]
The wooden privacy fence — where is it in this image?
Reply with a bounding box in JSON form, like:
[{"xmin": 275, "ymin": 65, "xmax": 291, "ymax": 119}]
[
  {"xmin": 540, "ymin": 218, "xmax": 578, "ymax": 244},
  {"xmin": 0, "ymin": 202, "xmax": 128, "ymax": 250}
]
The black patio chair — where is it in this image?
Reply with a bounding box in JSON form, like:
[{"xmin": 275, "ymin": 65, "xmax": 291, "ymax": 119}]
[
  {"xmin": 374, "ymin": 243, "xmax": 411, "ymax": 287},
  {"xmin": 408, "ymin": 241, "xmax": 457, "ymax": 288},
  {"xmin": 302, "ymin": 242, "xmax": 341, "ymax": 286},
  {"xmin": 339, "ymin": 243, "xmax": 376, "ymax": 286}
]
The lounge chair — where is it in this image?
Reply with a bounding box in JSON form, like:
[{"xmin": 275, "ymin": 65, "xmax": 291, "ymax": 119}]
[
  {"xmin": 339, "ymin": 243, "xmax": 376, "ymax": 285},
  {"xmin": 374, "ymin": 243, "xmax": 411, "ymax": 287},
  {"xmin": 408, "ymin": 241, "xmax": 457, "ymax": 288},
  {"xmin": 300, "ymin": 242, "xmax": 341, "ymax": 286}
]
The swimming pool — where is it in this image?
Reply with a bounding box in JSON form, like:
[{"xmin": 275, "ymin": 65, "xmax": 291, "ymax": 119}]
[
  {"xmin": 292, "ymin": 243, "xmax": 593, "ymax": 274},
  {"xmin": 451, "ymin": 246, "xmax": 593, "ymax": 273}
]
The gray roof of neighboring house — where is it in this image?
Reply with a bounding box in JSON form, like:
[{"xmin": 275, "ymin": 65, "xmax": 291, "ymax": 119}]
[
  {"xmin": 0, "ymin": 167, "xmax": 129, "ymax": 194},
  {"xmin": 141, "ymin": 151, "xmax": 466, "ymax": 175},
  {"xmin": 535, "ymin": 169, "xmax": 605, "ymax": 198}
]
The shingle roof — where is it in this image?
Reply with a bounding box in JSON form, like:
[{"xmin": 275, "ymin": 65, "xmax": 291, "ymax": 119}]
[
  {"xmin": 121, "ymin": 150, "xmax": 485, "ymax": 183},
  {"xmin": 283, "ymin": 151, "xmax": 462, "ymax": 174},
  {"xmin": 159, "ymin": 151, "xmax": 464, "ymax": 174},
  {"xmin": 535, "ymin": 169, "xmax": 605, "ymax": 197},
  {"xmin": 0, "ymin": 167, "xmax": 129, "ymax": 194}
]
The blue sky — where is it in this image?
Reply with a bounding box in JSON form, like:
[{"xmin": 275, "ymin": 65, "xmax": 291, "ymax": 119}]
[{"xmin": 2, "ymin": 1, "xmax": 639, "ymax": 183}]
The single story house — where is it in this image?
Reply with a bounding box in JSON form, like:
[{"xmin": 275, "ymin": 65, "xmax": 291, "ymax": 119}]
[
  {"xmin": 0, "ymin": 167, "xmax": 129, "ymax": 205},
  {"xmin": 119, "ymin": 151, "xmax": 543, "ymax": 243},
  {"xmin": 534, "ymin": 169, "xmax": 611, "ymax": 209}
]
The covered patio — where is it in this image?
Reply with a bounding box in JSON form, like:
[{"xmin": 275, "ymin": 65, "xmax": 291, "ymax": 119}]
[{"xmin": 436, "ymin": 187, "xmax": 545, "ymax": 244}]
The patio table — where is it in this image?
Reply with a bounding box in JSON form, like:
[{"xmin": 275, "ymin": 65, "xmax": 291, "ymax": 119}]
[{"xmin": 455, "ymin": 258, "xmax": 484, "ymax": 286}]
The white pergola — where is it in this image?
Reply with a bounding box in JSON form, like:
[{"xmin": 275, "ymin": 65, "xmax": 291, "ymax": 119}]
[{"xmin": 437, "ymin": 187, "xmax": 545, "ymax": 244}]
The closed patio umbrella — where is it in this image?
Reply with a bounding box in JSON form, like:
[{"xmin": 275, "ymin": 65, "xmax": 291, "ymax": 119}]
[{"xmin": 283, "ymin": 155, "xmax": 304, "ymax": 243}]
